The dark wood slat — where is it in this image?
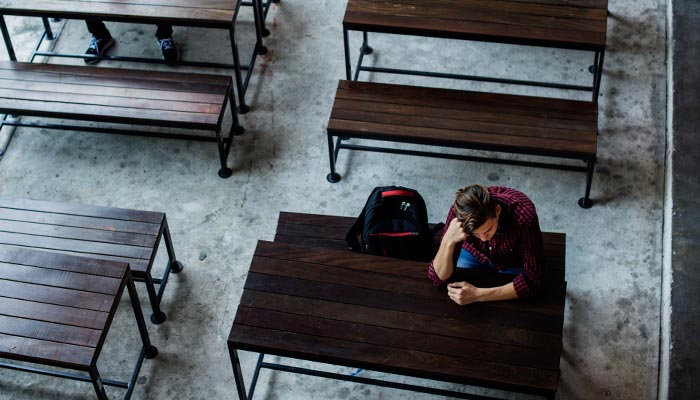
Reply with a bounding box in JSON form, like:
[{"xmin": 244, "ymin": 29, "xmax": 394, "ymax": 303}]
[
  {"xmin": 348, "ymin": 1, "xmax": 606, "ymax": 33},
  {"xmin": 0, "ymin": 262, "xmax": 122, "ymax": 295},
  {"xmin": 367, "ymin": 0, "xmax": 607, "ymax": 20},
  {"xmin": 244, "ymin": 272, "xmax": 563, "ymax": 333},
  {"xmin": 0, "ymin": 197, "xmax": 163, "ymax": 224},
  {"xmin": 236, "ymin": 306, "xmax": 560, "ymax": 370},
  {"xmin": 240, "ymin": 290, "xmax": 560, "ymax": 350},
  {"xmin": 328, "ymin": 119, "xmax": 597, "ymax": 158},
  {"xmin": 331, "ymin": 108, "xmax": 595, "ymax": 143},
  {"xmin": 0, "ymin": 232, "xmax": 153, "ymax": 260},
  {"xmin": 0, "ymin": 208, "xmax": 161, "ymax": 236},
  {"xmin": 336, "ymin": 81, "xmax": 597, "ymax": 120},
  {"xmin": 0, "ymin": 244, "xmax": 127, "ymax": 278},
  {"xmin": 0, "ymin": 219, "xmax": 157, "ymax": 248},
  {"xmin": 485, "ymin": 0, "xmax": 607, "ymax": 9},
  {"xmin": 0, "ymin": 62, "xmax": 231, "ymax": 90},
  {"xmin": 256, "ymin": 240, "xmax": 428, "ymax": 279},
  {"xmin": 0, "ymin": 98, "xmax": 219, "ymax": 130},
  {"xmin": 0, "ymin": 296, "xmax": 108, "ymax": 330},
  {"xmin": 0, "ymin": 315, "xmax": 101, "ymax": 347},
  {"xmin": 343, "ymin": 11, "xmax": 605, "ymax": 50},
  {"xmin": 0, "ymin": 279, "xmax": 113, "ymax": 312},
  {"xmin": 0, "ymin": 88, "xmax": 222, "ymax": 115},
  {"xmin": 278, "ymin": 211, "xmax": 357, "ymax": 228},
  {"xmin": 229, "ymin": 324, "xmax": 559, "ymax": 394},
  {"xmin": 0, "ymin": 77, "xmax": 224, "ymax": 104},
  {"xmin": 0, "ymin": 333, "xmax": 94, "ymax": 370},
  {"xmin": 44, "ymin": 0, "xmax": 239, "ymax": 11},
  {"xmin": 251, "ymin": 255, "xmax": 565, "ymax": 314},
  {"xmin": 332, "ymin": 98, "xmax": 597, "ymax": 132},
  {"xmin": 0, "ymin": 0, "xmax": 238, "ymax": 26}
]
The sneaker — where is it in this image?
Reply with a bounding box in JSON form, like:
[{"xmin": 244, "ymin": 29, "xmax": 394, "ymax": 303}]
[
  {"xmin": 84, "ymin": 36, "xmax": 114, "ymax": 64},
  {"xmin": 158, "ymin": 37, "xmax": 180, "ymax": 64}
]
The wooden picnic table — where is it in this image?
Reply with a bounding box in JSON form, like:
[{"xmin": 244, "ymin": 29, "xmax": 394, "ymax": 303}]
[
  {"xmin": 0, "ymin": 245, "xmax": 158, "ymax": 400},
  {"xmin": 342, "ymin": 0, "xmax": 608, "ymax": 101},
  {"xmin": 0, "ymin": 0, "xmax": 269, "ymax": 112},
  {"xmin": 228, "ymin": 239, "xmax": 566, "ymax": 399}
]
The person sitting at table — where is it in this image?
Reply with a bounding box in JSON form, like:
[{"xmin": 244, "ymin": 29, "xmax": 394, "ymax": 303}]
[
  {"xmin": 83, "ymin": 19, "xmax": 180, "ymax": 65},
  {"xmin": 428, "ymin": 185, "xmax": 545, "ymax": 305}
]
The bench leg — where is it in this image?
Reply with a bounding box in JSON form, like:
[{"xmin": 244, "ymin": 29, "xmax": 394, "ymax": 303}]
[
  {"xmin": 228, "ymin": 347, "xmax": 249, "ymax": 400},
  {"xmin": 162, "ymin": 217, "xmax": 183, "ymax": 274},
  {"xmin": 251, "ymin": 0, "xmax": 269, "ymax": 52},
  {"xmin": 144, "ymin": 273, "xmax": 167, "ymax": 324},
  {"xmin": 229, "ymin": 27, "xmax": 250, "ymax": 114},
  {"xmin": 326, "ymin": 135, "xmax": 341, "ymax": 183},
  {"xmin": 578, "ymin": 158, "xmax": 596, "ymax": 209},
  {"xmin": 590, "ymin": 50, "xmax": 605, "ymax": 103},
  {"xmin": 361, "ymin": 31, "xmax": 373, "ymax": 55},
  {"xmin": 0, "ymin": 16, "xmax": 17, "ymax": 61},
  {"xmin": 41, "ymin": 17, "xmax": 54, "ymax": 40},
  {"xmin": 89, "ymin": 365, "xmax": 109, "ymax": 400},
  {"xmin": 343, "ymin": 27, "xmax": 352, "ymax": 81},
  {"xmin": 127, "ymin": 274, "xmax": 159, "ymax": 359}
]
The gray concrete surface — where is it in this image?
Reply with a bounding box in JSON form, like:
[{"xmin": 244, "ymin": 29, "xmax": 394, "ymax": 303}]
[{"xmin": 0, "ymin": 1, "xmax": 670, "ymax": 399}]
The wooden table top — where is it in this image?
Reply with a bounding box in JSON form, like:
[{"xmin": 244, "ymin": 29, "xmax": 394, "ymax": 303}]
[
  {"xmin": 229, "ymin": 240, "xmax": 566, "ymax": 397},
  {"xmin": 0, "ymin": 197, "xmax": 164, "ymax": 277},
  {"xmin": 0, "ymin": 245, "xmax": 128, "ymax": 371},
  {"xmin": 0, "ymin": 0, "xmax": 241, "ymax": 28},
  {"xmin": 344, "ymin": 0, "xmax": 608, "ymax": 51}
]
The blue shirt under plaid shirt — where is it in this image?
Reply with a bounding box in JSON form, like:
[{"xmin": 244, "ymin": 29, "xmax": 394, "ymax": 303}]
[{"xmin": 428, "ymin": 186, "xmax": 545, "ymax": 298}]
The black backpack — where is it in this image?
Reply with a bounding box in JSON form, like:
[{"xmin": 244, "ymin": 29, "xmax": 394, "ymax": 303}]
[{"xmin": 345, "ymin": 186, "xmax": 434, "ymax": 261}]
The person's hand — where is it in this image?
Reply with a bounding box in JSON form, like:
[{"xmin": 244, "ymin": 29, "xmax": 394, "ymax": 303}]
[
  {"xmin": 447, "ymin": 281, "xmax": 482, "ymax": 305},
  {"xmin": 444, "ymin": 217, "xmax": 467, "ymax": 246}
]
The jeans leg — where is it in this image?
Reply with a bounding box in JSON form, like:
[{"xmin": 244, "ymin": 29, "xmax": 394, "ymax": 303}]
[
  {"xmin": 155, "ymin": 24, "xmax": 174, "ymax": 40},
  {"xmin": 456, "ymin": 248, "xmax": 489, "ymax": 269},
  {"xmin": 85, "ymin": 20, "xmax": 111, "ymax": 39}
]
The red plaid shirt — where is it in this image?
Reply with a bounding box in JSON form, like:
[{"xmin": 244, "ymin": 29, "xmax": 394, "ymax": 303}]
[{"xmin": 428, "ymin": 186, "xmax": 545, "ymax": 298}]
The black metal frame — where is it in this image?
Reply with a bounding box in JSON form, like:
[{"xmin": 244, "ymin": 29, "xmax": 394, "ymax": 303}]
[
  {"xmin": 342, "ymin": 29, "xmax": 606, "ymax": 103},
  {"xmin": 0, "ymin": 271, "xmax": 159, "ymax": 400},
  {"xmin": 326, "ymin": 134, "xmax": 597, "ymax": 208},
  {"xmin": 0, "ymin": 0, "xmax": 273, "ymax": 113},
  {"xmin": 242, "ymin": 0, "xmax": 280, "ymax": 38},
  {"xmin": 228, "ymin": 350, "xmax": 555, "ymax": 400}
]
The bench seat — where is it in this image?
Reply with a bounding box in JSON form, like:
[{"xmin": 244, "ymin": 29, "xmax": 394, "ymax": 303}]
[
  {"xmin": 326, "ymin": 80, "xmax": 599, "ymax": 208},
  {"xmin": 0, "ymin": 61, "xmax": 240, "ymax": 177},
  {"xmin": 0, "ymin": 196, "xmax": 183, "ymax": 324}
]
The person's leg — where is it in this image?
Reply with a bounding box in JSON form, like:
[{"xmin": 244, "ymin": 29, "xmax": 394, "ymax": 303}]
[
  {"xmin": 456, "ymin": 248, "xmax": 490, "ymax": 270},
  {"xmin": 84, "ymin": 20, "xmax": 114, "ymax": 64},
  {"xmin": 155, "ymin": 24, "xmax": 179, "ymax": 64},
  {"xmin": 86, "ymin": 19, "xmax": 111, "ymax": 39}
]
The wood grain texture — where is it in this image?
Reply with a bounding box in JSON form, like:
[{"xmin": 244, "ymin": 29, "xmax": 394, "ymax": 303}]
[
  {"xmin": 0, "ymin": 247, "xmax": 128, "ymax": 370},
  {"xmin": 328, "ymin": 80, "xmax": 597, "ymax": 159},
  {"xmin": 0, "ymin": 62, "xmax": 231, "ymax": 131},
  {"xmin": 0, "ymin": 0, "xmax": 240, "ymax": 27},
  {"xmin": 230, "ymin": 236, "xmax": 567, "ymax": 397},
  {"xmin": 0, "ymin": 198, "xmax": 165, "ymax": 276},
  {"xmin": 344, "ymin": 0, "xmax": 607, "ymax": 50}
]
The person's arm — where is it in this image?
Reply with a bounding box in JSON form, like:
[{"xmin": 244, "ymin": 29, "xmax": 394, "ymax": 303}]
[
  {"xmin": 447, "ymin": 281, "xmax": 517, "ymax": 305},
  {"xmin": 431, "ymin": 217, "xmax": 466, "ymax": 281}
]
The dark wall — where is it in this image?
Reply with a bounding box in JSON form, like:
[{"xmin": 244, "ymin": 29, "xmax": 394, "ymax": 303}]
[{"xmin": 669, "ymin": 0, "xmax": 700, "ymax": 398}]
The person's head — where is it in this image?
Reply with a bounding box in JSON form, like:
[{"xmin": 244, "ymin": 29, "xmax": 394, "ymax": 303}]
[{"xmin": 453, "ymin": 185, "xmax": 502, "ymax": 241}]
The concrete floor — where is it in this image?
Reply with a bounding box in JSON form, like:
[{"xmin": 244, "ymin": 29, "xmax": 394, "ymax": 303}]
[{"xmin": 0, "ymin": 1, "xmax": 668, "ymax": 399}]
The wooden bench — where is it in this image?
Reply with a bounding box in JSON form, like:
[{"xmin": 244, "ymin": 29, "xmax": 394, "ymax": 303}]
[
  {"xmin": 0, "ymin": 196, "xmax": 183, "ymax": 324},
  {"xmin": 0, "ymin": 0, "xmax": 270, "ymax": 111},
  {"xmin": 326, "ymin": 80, "xmax": 599, "ymax": 208},
  {"xmin": 228, "ymin": 238, "xmax": 566, "ymax": 399},
  {"xmin": 342, "ymin": 0, "xmax": 607, "ymax": 101},
  {"xmin": 0, "ymin": 61, "xmax": 241, "ymax": 177},
  {"xmin": 0, "ymin": 245, "xmax": 158, "ymax": 400}
]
